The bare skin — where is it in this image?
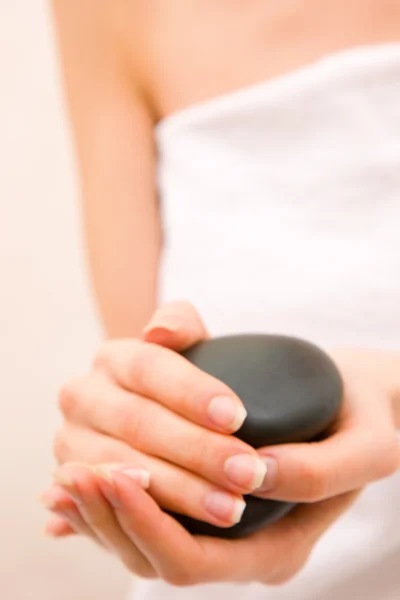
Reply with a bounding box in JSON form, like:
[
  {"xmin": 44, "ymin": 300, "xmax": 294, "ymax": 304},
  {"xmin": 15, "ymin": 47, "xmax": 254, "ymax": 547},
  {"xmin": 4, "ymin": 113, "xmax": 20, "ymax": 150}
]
[
  {"xmin": 44, "ymin": 0, "xmax": 400, "ymax": 587},
  {"xmin": 52, "ymin": 0, "xmax": 400, "ymax": 337},
  {"xmin": 119, "ymin": 0, "xmax": 400, "ymax": 121}
]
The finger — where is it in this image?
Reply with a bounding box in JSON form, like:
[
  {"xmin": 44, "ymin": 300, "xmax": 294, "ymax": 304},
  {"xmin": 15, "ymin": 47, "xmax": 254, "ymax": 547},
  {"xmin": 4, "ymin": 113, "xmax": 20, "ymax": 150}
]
[
  {"xmin": 55, "ymin": 426, "xmax": 246, "ymax": 528},
  {"xmin": 90, "ymin": 338, "xmax": 247, "ymax": 435},
  {"xmin": 54, "ymin": 463, "xmax": 156, "ymax": 578},
  {"xmin": 254, "ymin": 385, "xmax": 399, "ymax": 502},
  {"xmin": 101, "ymin": 472, "xmax": 295, "ymax": 586},
  {"xmin": 98, "ymin": 470, "xmax": 208, "ymax": 586},
  {"xmin": 205, "ymin": 489, "xmax": 361, "ymax": 586},
  {"xmin": 142, "ymin": 300, "xmax": 209, "ymax": 352},
  {"xmin": 43, "ymin": 515, "xmax": 76, "ymax": 538},
  {"xmin": 40, "ymin": 485, "xmax": 99, "ymax": 543},
  {"xmin": 97, "ymin": 470, "xmax": 359, "ymax": 587},
  {"xmin": 60, "ymin": 377, "xmax": 265, "ymax": 496}
]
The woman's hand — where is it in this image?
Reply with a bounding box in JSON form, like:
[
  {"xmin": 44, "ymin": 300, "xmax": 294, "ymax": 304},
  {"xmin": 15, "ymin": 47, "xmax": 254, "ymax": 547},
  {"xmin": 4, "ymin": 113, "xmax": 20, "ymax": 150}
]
[
  {"xmin": 42, "ymin": 301, "xmax": 400, "ymax": 585},
  {"xmin": 48, "ymin": 301, "xmax": 268, "ymax": 530},
  {"xmin": 42, "ymin": 461, "xmax": 359, "ymax": 585},
  {"xmin": 252, "ymin": 347, "xmax": 400, "ymax": 503}
]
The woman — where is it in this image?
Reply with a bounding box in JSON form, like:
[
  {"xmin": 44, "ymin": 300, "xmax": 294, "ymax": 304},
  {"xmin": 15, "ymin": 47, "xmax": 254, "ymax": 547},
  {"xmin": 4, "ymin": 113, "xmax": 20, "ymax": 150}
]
[{"xmin": 42, "ymin": 1, "xmax": 400, "ymax": 598}]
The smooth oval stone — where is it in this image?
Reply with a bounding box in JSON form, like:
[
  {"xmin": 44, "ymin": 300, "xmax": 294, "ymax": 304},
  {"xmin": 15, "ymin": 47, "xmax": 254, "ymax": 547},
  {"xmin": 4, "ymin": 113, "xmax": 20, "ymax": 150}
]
[{"xmin": 169, "ymin": 334, "xmax": 343, "ymax": 539}]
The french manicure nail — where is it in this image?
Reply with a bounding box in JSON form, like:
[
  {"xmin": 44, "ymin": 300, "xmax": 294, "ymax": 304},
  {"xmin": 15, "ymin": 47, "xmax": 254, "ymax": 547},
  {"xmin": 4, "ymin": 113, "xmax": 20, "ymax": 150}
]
[
  {"xmin": 94, "ymin": 467, "xmax": 121, "ymax": 508},
  {"xmin": 205, "ymin": 491, "xmax": 246, "ymax": 524},
  {"xmin": 96, "ymin": 465, "xmax": 151, "ymax": 489},
  {"xmin": 143, "ymin": 317, "xmax": 180, "ymax": 335},
  {"xmin": 207, "ymin": 396, "xmax": 247, "ymax": 432},
  {"xmin": 120, "ymin": 468, "xmax": 151, "ymax": 489},
  {"xmin": 224, "ymin": 454, "xmax": 267, "ymax": 490},
  {"xmin": 254, "ymin": 456, "xmax": 278, "ymax": 494},
  {"xmin": 53, "ymin": 472, "xmax": 82, "ymax": 504},
  {"xmin": 38, "ymin": 491, "xmax": 58, "ymax": 510},
  {"xmin": 53, "ymin": 471, "xmax": 74, "ymax": 487}
]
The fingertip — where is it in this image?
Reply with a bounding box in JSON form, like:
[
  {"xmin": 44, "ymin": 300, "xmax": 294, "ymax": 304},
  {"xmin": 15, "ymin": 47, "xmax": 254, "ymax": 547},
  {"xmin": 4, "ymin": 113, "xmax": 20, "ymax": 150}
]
[
  {"xmin": 112, "ymin": 471, "xmax": 188, "ymax": 538},
  {"xmin": 54, "ymin": 463, "xmax": 100, "ymax": 504},
  {"xmin": 142, "ymin": 301, "xmax": 209, "ymax": 350},
  {"xmin": 94, "ymin": 465, "xmax": 151, "ymax": 508},
  {"xmin": 111, "ymin": 471, "xmax": 158, "ymax": 516},
  {"xmin": 43, "ymin": 516, "xmax": 76, "ymax": 538},
  {"xmin": 143, "ymin": 326, "xmax": 180, "ymax": 348},
  {"xmin": 38, "ymin": 485, "xmax": 76, "ymax": 511},
  {"xmin": 207, "ymin": 395, "xmax": 248, "ymax": 433}
]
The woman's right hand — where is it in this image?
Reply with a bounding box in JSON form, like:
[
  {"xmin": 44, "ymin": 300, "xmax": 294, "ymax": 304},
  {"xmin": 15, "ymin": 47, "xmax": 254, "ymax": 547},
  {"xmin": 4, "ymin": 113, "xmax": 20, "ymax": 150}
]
[{"xmin": 50, "ymin": 301, "xmax": 268, "ymax": 530}]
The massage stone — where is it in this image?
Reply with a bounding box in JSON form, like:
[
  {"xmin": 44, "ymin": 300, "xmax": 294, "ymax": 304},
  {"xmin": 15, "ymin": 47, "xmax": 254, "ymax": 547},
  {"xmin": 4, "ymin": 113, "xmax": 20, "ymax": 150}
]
[{"xmin": 170, "ymin": 334, "xmax": 343, "ymax": 539}]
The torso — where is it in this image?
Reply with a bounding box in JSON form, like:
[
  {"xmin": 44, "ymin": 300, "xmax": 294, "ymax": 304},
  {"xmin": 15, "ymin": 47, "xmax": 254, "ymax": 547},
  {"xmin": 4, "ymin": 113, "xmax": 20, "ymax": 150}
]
[
  {"xmin": 112, "ymin": 0, "xmax": 400, "ymax": 121},
  {"xmin": 106, "ymin": 3, "xmax": 400, "ymax": 598},
  {"xmin": 137, "ymin": 37, "xmax": 400, "ymax": 600}
]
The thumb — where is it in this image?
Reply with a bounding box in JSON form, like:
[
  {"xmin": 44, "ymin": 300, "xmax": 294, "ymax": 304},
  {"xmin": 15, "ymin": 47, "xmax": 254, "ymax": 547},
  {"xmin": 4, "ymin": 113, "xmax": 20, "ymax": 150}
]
[{"xmin": 142, "ymin": 300, "xmax": 209, "ymax": 352}]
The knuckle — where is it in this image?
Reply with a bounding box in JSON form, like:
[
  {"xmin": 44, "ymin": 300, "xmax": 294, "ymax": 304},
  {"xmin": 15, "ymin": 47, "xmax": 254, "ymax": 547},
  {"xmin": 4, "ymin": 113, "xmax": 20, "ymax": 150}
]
[
  {"xmin": 95, "ymin": 444, "xmax": 132, "ymax": 466},
  {"xmin": 127, "ymin": 341, "xmax": 158, "ymax": 389},
  {"xmin": 298, "ymin": 462, "xmax": 328, "ymax": 501},
  {"xmin": 58, "ymin": 376, "xmax": 86, "ymax": 418},
  {"xmin": 114, "ymin": 401, "xmax": 147, "ymax": 447},
  {"xmin": 184, "ymin": 432, "xmax": 211, "ymax": 473},
  {"xmin": 93, "ymin": 338, "xmax": 144, "ymax": 372}
]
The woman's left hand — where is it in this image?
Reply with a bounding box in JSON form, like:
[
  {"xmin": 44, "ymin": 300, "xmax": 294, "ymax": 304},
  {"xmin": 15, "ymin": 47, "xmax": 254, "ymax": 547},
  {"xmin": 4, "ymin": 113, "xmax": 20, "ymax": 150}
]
[
  {"xmin": 41, "ymin": 347, "xmax": 400, "ymax": 586},
  {"xmin": 42, "ymin": 461, "xmax": 360, "ymax": 585}
]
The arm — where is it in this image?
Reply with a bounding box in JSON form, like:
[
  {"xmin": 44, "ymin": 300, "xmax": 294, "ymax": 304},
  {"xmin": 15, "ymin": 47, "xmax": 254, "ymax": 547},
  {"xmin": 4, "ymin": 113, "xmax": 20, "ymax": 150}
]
[{"xmin": 52, "ymin": 0, "xmax": 161, "ymax": 338}]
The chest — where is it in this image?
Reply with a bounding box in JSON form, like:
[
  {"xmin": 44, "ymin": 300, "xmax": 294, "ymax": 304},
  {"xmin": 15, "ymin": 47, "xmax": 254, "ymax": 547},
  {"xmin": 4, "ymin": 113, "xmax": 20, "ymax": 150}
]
[{"xmin": 121, "ymin": 0, "xmax": 400, "ymax": 119}]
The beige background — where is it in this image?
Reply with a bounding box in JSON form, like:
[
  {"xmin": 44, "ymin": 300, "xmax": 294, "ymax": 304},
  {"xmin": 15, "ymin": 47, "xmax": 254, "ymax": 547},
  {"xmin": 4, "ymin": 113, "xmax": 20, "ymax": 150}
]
[{"xmin": 0, "ymin": 2, "xmax": 130, "ymax": 598}]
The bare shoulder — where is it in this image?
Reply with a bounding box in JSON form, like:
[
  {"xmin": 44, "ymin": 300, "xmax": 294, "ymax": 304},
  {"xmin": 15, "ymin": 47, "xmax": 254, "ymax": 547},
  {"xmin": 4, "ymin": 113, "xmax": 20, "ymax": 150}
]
[{"xmin": 51, "ymin": 0, "xmax": 400, "ymax": 122}]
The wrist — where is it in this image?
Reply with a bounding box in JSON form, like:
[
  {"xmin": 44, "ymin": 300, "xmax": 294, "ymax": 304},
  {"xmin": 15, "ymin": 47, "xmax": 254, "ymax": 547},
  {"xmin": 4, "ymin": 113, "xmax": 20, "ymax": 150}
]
[{"xmin": 329, "ymin": 347, "xmax": 400, "ymax": 428}]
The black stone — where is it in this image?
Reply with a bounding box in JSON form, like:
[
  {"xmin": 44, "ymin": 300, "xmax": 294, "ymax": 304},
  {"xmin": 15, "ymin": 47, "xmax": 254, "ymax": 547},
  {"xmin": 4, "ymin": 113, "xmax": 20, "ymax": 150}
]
[{"xmin": 170, "ymin": 334, "xmax": 343, "ymax": 539}]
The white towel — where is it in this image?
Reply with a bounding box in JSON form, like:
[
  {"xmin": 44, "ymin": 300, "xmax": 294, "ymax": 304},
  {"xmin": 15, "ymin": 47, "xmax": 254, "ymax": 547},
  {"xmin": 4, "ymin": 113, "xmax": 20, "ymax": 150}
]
[{"xmin": 131, "ymin": 44, "xmax": 400, "ymax": 600}]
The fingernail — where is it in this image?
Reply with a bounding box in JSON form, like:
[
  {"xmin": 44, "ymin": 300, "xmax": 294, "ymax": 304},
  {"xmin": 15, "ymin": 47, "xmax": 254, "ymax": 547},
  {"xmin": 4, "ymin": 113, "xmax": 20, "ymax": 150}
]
[
  {"xmin": 38, "ymin": 491, "xmax": 58, "ymax": 510},
  {"xmin": 95, "ymin": 465, "xmax": 151, "ymax": 489},
  {"xmin": 254, "ymin": 455, "xmax": 278, "ymax": 495},
  {"xmin": 53, "ymin": 471, "xmax": 74, "ymax": 486},
  {"xmin": 94, "ymin": 467, "xmax": 121, "ymax": 508},
  {"xmin": 224, "ymin": 454, "xmax": 267, "ymax": 491},
  {"xmin": 207, "ymin": 396, "xmax": 247, "ymax": 432},
  {"xmin": 143, "ymin": 317, "xmax": 180, "ymax": 336},
  {"xmin": 53, "ymin": 472, "xmax": 82, "ymax": 504},
  {"xmin": 120, "ymin": 468, "xmax": 151, "ymax": 489},
  {"xmin": 205, "ymin": 491, "xmax": 246, "ymax": 525}
]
